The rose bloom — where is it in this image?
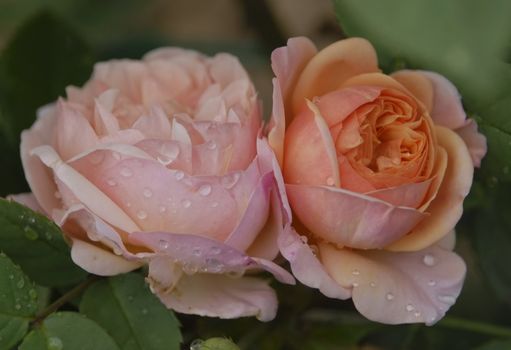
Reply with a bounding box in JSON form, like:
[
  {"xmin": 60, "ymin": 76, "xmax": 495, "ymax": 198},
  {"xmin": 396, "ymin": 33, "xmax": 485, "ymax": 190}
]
[
  {"xmin": 268, "ymin": 37, "xmax": 487, "ymax": 325},
  {"xmin": 15, "ymin": 47, "xmax": 294, "ymax": 321}
]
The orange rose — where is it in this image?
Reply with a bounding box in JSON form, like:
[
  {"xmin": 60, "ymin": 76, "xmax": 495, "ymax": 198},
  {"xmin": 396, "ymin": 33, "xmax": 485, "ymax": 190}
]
[{"xmin": 269, "ymin": 37, "xmax": 486, "ymax": 324}]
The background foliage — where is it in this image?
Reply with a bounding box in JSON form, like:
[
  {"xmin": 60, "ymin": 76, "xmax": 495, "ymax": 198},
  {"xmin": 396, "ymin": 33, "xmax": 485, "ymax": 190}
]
[{"xmin": 0, "ymin": 0, "xmax": 510, "ymax": 349}]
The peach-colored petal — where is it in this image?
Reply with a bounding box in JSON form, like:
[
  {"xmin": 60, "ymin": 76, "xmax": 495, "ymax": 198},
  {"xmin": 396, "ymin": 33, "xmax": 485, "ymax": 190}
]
[
  {"xmin": 388, "ymin": 126, "xmax": 473, "ymax": 251},
  {"xmin": 154, "ymin": 273, "xmax": 278, "ymax": 321},
  {"xmin": 366, "ymin": 178, "xmax": 433, "ymax": 208},
  {"xmin": 391, "ymin": 70, "xmax": 434, "ymax": 112},
  {"xmin": 21, "ymin": 105, "xmax": 61, "ymax": 215},
  {"xmin": 284, "ymin": 103, "xmax": 340, "ymax": 187},
  {"xmin": 320, "ymin": 242, "xmax": 466, "ymax": 325},
  {"xmin": 279, "ymin": 226, "xmax": 351, "ymax": 299},
  {"xmin": 455, "ymin": 119, "xmax": 487, "ymax": 168},
  {"xmin": 286, "ymin": 184, "xmax": 425, "ymax": 249},
  {"xmin": 417, "ymin": 71, "xmax": 467, "ymax": 130},
  {"xmin": 7, "ymin": 193, "xmax": 44, "ymax": 214},
  {"xmin": 70, "ymin": 239, "xmax": 140, "ymax": 276},
  {"xmin": 340, "ymin": 73, "xmax": 411, "ymax": 96},
  {"xmin": 292, "ymin": 38, "xmax": 379, "ymax": 114}
]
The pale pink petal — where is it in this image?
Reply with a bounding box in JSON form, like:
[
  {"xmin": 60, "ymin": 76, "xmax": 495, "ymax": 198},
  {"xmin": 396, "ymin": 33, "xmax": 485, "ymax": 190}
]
[
  {"xmin": 154, "ymin": 273, "xmax": 278, "ymax": 321},
  {"xmin": 366, "ymin": 178, "xmax": 433, "ymax": 208},
  {"xmin": 417, "ymin": 71, "xmax": 467, "ymax": 130},
  {"xmin": 128, "ymin": 231, "xmax": 294, "ymax": 284},
  {"xmin": 94, "ymin": 99, "xmax": 120, "ymax": 136},
  {"xmin": 7, "ymin": 193, "xmax": 44, "ymax": 214},
  {"xmin": 20, "ymin": 104, "xmax": 60, "ymax": 215},
  {"xmin": 208, "ymin": 54, "xmax": 249, "ymax": 88},
  {"xmin": 319, "ymin": 243, "xmax": 466, "ymax": 325},
  {"xmin": 455, "ymin": 119, "xmax": 487, "ymax": 167},
  {"xmin": 132, "ymin": 107, "xmax": 172, "ymax": 139},
  {"xmin": 146, "ymin": 257, "xmax": 183, "ymax": 293},
  {"xmin": 286, "ymin": 184, "xmax": 425, "ymax": 249},
  {"xmin": 30, "ymin": 145, "xmax": 140, "ymax": 233},
  {"xmin": 70, "ymin": 239, "xmax": 141, "ymax": 276},
  {"xmin": 136, "ymin": 139, "xmax": 192, "ymax": 173},
  {"xmin": 56, "ymin": 102, "xmax": 99, "ymax": 161},
  {"xmin": 388, "ymin": 126, "xmax": 473, "ymax": 251},
  {"xmin": 268, "ymin": 78, "xmax": 286, "ymax": 166},
  {"xmin": 279, "ymin": 226, "xmax": 350, "ymax": 299},
  {"xmin": 291, "ymin": 38, "xmax": 379, "ymax": 114}
]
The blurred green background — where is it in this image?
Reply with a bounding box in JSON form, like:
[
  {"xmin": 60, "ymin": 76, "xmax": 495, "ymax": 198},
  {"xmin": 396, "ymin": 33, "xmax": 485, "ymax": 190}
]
[{"xmin": 0, "ymin": 0, "xmax": 511, "ymax": 349}]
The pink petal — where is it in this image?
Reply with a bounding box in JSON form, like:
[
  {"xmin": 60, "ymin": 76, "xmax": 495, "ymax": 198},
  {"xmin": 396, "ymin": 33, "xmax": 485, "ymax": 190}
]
[
  {"xmin": 455, "ymin": 119, "xmax": 487, "ymax": 168},
  {"xmin": 153, "ymin": 273, "xmax": 278, "ymax": 321},
  {"xmin": 388, "ymin": 126, "xmax": 473, "ymax": 251},
  {"xmin": 279, "ymin": 226, "xmax": 350, "ymax": 299},
  {"xmin": 291, "ymin": 38, "xmax": 379, "ymax": 114},
  {"xmin": 129, "ymin": 231, "xmax": 294, "ymax": 284},
  {"xmin": 319, "ymin": 243, "xmax": 466, "ymax": 325},
  {"xmin": 7, "ymin": 193, "xmax": 44, "ymax": 214},
  {"xmin": 208, "ymin": 53, "xmax": 249, "ymax": 89},
  {"xmin": 268, "ymin": 78, "xmax": 286, "ymax": 166},
  {"xmin": 286, "ymin": 184, "xmax": 425, "ymax": 249},
  {"xmin": 70, "ymin": 239, "xmax": 141, "ymax": 276},
  {"xmin": 366, "ymin": 178, "xmax": 433, "ymax": 208},
  {"xmin": 21, "ymin": 104, "xmax": 61, "ymax": 215},
  {"xmin": 417, "ymin": 71, "xmax": 467, "ymax": 130},
  {"xmin": 132, "ymin": 107, "xmax": 172, "ymax": 139},
  {"xmin": 390, "ymin": 70, "xmax": 434, "ymax": 111}
]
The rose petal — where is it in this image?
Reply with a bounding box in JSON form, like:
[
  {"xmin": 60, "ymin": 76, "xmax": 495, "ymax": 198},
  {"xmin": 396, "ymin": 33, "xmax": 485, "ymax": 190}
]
[
  {"xmin": 7, "ymin": 193, "xmax": 44, "ymax": 214},
  {"xmin": 291, "ymin": 38, "xmax": 379, "ymax": 114},
  {"xmin": 286, "ymin": 184, "xmax": 425, "ymax": 249},
  {"xmin": 319, "ymin": 243, "xmax": 466, "ymax": 325},
  {"xmin": 391, "ymin": 70, "xmax": 434, "ymax": 112},
  {"xmin": 388, "ymin": 126, "xmax": 473, "ymax": 251},
  {"xmin": 153, "ymin": 273, "xmax": 278, "ymax": 321},
  {"xmin": 268, "ymin": 78, "xmax": 286, "ymax": 166},
  {"xmin": 455, "ymin": 119, "xmax": 487, "ymax": 168},
  {"xmin": 366, "ymin": 178, "xmax": 433, "ymax": 208},
  {"xmin": 279, "ymin": 226, "xmax": 350, "ymax": 299}
]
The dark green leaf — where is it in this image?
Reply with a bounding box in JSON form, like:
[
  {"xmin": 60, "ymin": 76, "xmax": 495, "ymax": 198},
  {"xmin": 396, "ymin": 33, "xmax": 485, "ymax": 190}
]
[
  {"xmin": 0, "ymin": 198, "xmax": 87, "ymax": 287},
  {"xmin": 477, "ymin": 340, "xmax": 511, "ymax": 350},
  {"xmin": 19, "ymin": 312, "xmax": 120, "ymax": 350},
  {"xmin": 80, "ymin": 273, "xmax": 182, "ymax": 350},
  {"xmin": 0, "ymin": 253, "xmax": 38, "ymax": 349},
  {"xmin": 191, "ymin": 338, "xmax": 240, "ymax": 350}
]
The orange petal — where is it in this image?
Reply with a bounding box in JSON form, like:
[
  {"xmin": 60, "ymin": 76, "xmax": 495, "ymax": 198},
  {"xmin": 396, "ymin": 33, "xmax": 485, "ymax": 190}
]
[
  {"xmin": 291, "ymin": 38, "xmax": 379, "ymax": 115},
  {"xmin": 391, "ymin": 70, "xmax": 434, "ymax": 112},
  {"xmin": 387, "ymin": 126, "xmax": 473, "ymax": 251}
]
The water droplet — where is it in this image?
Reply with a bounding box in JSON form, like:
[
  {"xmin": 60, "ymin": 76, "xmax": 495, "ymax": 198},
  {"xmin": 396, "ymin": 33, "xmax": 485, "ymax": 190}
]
[
  {"xmin": 386, "ymin": 293, "xmax": 394, "ymax": 301},
  {"xmin": 210, "ymin": 246, "xmax": 221, "ymax": 255},
  {"xmin": 159, "ymin": 143, "xmax": 180, "ymax": 164},
  {"xmin": 351, "ymin": 269, "xmax": 360, "ymax": 276},
  {"xmin": 437, "ymin": 295, "xmax": 455, "ymax": 304},
  {"xmin": 352, "ymin": 282, "xmax": 359, "ymax": 287},
  {"xmin": 222, "ymin": 172, "xmax": 240, "ymax": 189},
  {"xmin": 428, "ymin": 280, "xmax": 436, "ymax": 287},
  {"xmin": 14, "ymin": 304, "xmax": 21, "ymax": 310},
  {"xmin": 190, "ymin": 339, "xmax": 204, "ymax": 350},
  {"xmin": 406, "ymin": 304, "xmax": 415, "ymax": 312},
  {"xmin": 370, "ymin": 281, "xmax": 376, "ymax": 287},
  {"xmin": 143, "ymin": 188, "xmax": 153, "ymax": 198},
  {"xmin": 182, "ymin": 199, "xmax": 192, "ymax": 208},
  {"xmin": 326, "ymin": 176, "xmax": 335, "ymax": 186},
  {"xmin": 175, "ymin": 170, "xmax": 185, "ymax": 181},
  {"xmin": 137, "ymin": 210, "xmax": 148, "ymax": 220},
  {"xmin": 211, "ymin": 201, "xmax": 219, "ymax": 208},
  {"xmin": 88, "ymin": 152, "xmax": 104, "ymax": 165},
  {"xmin": 16, "ymin": 279, "xmax": 25, "ymax": 289},
  {"xmin": 423, "ymin": 254, "xmax": 436, "ymax": 266},
  {"xmin": 24, "ymin": 226, "xmax": 38, "ymax": 240},
  {"xmin": 107, "ymin": 178, "xmax": 117, "ymax": 187},
  {"xmin": 206, "ymin": 141, "xmax": 217, "ymax": 150},
  {"xmin": 414, "ymin": 311, "xmax": 421, "ymax": 318},
  {"xmin": 29, "ymin": 289, "xmax": 37, "ymax": 299},
  {"xmin": 205, "ymin": 258, "xmax": 223, "ymax": 273},
  {"xmin": 159, "ymin": 206, "xmax": 167, "ymax": 213},
  {"xmin": 159, "ymin": 240, "xmax": 169, "ymax": 250},
  {"xmin": 120, "ymin": 167, "xmax": 133, "ymax": 177},
  {"xmin": 192, "ymin": 248, "xmax": 202, "ymax": 256},
  {"xmin": 141, "ymin": 308, "xmax": 148, "ymax": 315},
  {"xmin": 198, "ymin": 184, "xmax": 212, "ymax": 196}
]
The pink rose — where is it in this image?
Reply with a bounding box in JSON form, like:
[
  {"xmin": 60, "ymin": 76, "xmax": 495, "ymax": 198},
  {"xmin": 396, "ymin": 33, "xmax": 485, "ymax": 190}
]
[
  {"xmin": 16, "ymin": 47, "xmax": 294, "ymax": 321},
  {"xmin": 269, "ymin": 37, "xmax": 487, "ymax": 325}
]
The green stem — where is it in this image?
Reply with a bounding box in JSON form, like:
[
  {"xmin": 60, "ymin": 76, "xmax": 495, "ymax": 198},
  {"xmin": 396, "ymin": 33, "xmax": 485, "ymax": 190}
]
[
  {"xmin": 31, "ymin": 275, "xmax": 100, "ymax": 325},
  {"xmin": 438, "ymin": 316, "xmax": 511, "ymax": 338}
]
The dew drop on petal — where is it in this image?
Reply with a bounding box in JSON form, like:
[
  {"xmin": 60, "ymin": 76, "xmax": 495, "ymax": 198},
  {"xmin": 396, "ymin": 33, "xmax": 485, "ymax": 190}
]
[
  {"xmin": 107, "ymin": 178, "xmax": 117, "ymax": 187},
  {"xmin": 143, "ymin": 188, "xmax": 153, "ymax": 198},
  {"xmin": 89, "ymin": 152, "xmax": 104, "ymax": 165},
  {"xmin": 120, "ymin": 167, "xmax": 133, "ymax": 177},
  {"xmin": 326, "ymin": 176, "xmax": 335, "ymax": 186},
  {"xmin": 158, "ymin": 240, "xmax": 169, "ymax": 249},
  {"xmin": 222, "ymin": 172, "xmax": 240, "ymax": 189},
  {"xmin": 210, "ymin": 246, "xmax": 221, "ymax": 255},
  {"xmin": 198, "ymin": 184, "xmax": 212, "ymax": 196},
  {"xmin": 207, "ymin": 141, "xmax": 217, "ymax": 150},
  {"xmin": 211, "ymin": 201, "xmax": 219, "ymax": 208},
  {"xmin": 437, "ymin": 295, "xmax": 456, "ymax": 304},
  {"xmin": 428, "ymin": 280, "xmax": 437, "ymax": 287},
  {"xmin": 406, "ymin": 304, "xmax": 415, "ymax": 312},
  {"xmin": 137, "ymin": 210, "xmax": 148, "ymax": 220},
  {"xmin": 386, "ymin": 293, "xmax": 394, "ymax": 301},
  {"xmin": 351, "ymin": 269, "xmax": 360, "ymax": 276},
  {"xmin": 414, "ymin": 311, "xmax": 421, "ymax": 318},
  {"xmin": 423, "ymin": 254, "xmax": 436, "ymax": 266},
  {"xmin": 192, "ymin": 248, "xmax": 202, "ymax": 257},
  {"xmin": 182, "ymin": 199, "xmax": 192, "ymax": 208},
  {"xmin": 175, "ymin": 171, "xmax": 185, "ymax": 181}
]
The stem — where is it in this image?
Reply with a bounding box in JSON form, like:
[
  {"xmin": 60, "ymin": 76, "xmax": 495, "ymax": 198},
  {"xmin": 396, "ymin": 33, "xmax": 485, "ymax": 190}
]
[
  {"xmin": 31, "ymin": 275, "xmax": 100, "ymax": 325},
  {"xmin": 438, "ymin": 316, "xmax": 511, "ymax": 338}
]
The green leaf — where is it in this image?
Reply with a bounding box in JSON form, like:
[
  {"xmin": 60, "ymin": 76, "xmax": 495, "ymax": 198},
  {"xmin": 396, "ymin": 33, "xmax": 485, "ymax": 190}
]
[
  {"xmin": 80, "ymin": 273, "xmax": 182, "ymax": 350},
  {"xmin": 0, "ymin": 9, "xmax": 93, "ymax": 196},
  {"xmin": 0, "ymin": 198, "xmax": 87, "ymax": 287},
  {"xmin": 19, "ymin": 312, "xmax": 120, "ymax": 350},
  {"xmin": 191, "ymin": 338, "xmax": 240, "ymax": 350},
  {"xmin": 477, "ymin": 340, "xmax": 511, "ymax": 350},
  {"xmin": 0, "ymin": 253, "xmax": 38, "ymax": 349}
]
